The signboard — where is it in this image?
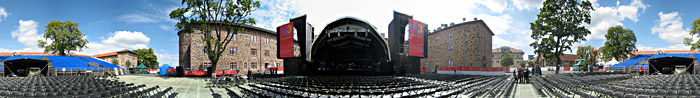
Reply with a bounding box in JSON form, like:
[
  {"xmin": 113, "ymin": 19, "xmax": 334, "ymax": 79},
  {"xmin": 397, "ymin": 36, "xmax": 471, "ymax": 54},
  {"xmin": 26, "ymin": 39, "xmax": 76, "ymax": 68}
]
[
  {"xmin": 278, "ymin": 22, "xmax": 294, "ymax": 58},
  {"xmin": 408, "ymin": 19, "xmax": 425, "ymax": 57}
]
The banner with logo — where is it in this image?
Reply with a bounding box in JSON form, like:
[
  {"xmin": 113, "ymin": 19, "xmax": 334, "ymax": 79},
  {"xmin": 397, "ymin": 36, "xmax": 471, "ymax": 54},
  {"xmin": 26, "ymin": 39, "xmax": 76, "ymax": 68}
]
[
  {"xmin": 279, "ymin": 22, "xmax": 294, "ymax": 58},
  {"xmin": 408, "ymin": 19, "xmax": 425, "ymax": 57}
]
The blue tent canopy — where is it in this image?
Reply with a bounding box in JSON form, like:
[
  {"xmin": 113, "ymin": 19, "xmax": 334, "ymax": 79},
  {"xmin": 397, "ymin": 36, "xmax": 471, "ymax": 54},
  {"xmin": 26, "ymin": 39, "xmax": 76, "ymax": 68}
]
[
  {"xmin": 159, "ymin": 64, "xmax": 174, "ymax": 75},
  {"xmin": 80, "ymin": 57, "xmax": 121, "ymax": 69}
]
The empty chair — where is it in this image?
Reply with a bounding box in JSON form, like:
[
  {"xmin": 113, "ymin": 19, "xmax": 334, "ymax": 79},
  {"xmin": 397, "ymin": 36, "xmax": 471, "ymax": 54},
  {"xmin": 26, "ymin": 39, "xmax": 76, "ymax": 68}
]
[
  {"xmin": 678, "ymin": 90, "xmax": 690, "ymax": 96},
  {"xmin": 637, "ymin": 95, "xmax": 650, "ymax": 98},
  {"xmin": 645, "ymin": 89, "xmax": 657, "ymax": 94}
]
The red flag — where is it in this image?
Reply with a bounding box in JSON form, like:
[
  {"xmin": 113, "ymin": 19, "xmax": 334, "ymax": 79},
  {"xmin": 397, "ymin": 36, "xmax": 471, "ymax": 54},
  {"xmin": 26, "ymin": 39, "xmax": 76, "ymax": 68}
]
[
  {"xmin": 408, "ymin": 19, "xmax": 425, "ymax": 57},
  {"xmin": 279, "ymin": 22, "xmax": 294, "ymax": 58}
]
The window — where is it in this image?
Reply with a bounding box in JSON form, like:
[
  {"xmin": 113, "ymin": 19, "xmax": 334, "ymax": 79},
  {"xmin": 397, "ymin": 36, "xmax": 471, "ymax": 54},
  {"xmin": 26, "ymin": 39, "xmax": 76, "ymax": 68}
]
[
  {"xmin": 232, "ymin": 34, "xmax": 237, "ymax": 40},
  {"xmin": 435, "ymin": 36, "xmax": 440, "ymax": 43},
  {"xmin": 275, "ymin": 63, "xmax": 280, "ymax": 67},
  {"xmin": 203, "ymin": 48, "xmax": 207, "ymax": 54},
  {"xmin": 244, "ymin": 62, "xmax": 248, "ymax": 69},
  {"xmin": 435, "ymin": 48, "xmax": 440, "ymax": 54},
  {"xmin": 264, "ymin": 50, "xmax": 270, "ymax": 56},
  {"xmin": 517, "ymin": 61, "xmax": 520, "ymax": 63},
  {"xmin": 448, "ymin": 59, "xmax": 453, "ymax": 67},
  {"xmin": 424, "ymin": 62, "xmax": 428, "ymax": 67},
  {"xmin": 448, "ymin": 32, "xmax": 453, "ymax": 40},
  {"xmin": 251, "ymin": 49, "xmax": 257, "ymax": 56},
  {"xmin": 251, "ymin": 62, "xmax": 257, "ymax": 69},
  {"xmin": 251, "ymin": 34, "xmax": 257, "ymax": 42},
  {"xmin": 448, "ymin": 45, "xmax": 453, "ymax": 52},
  {"xmin": 230, "ymin": 47, "xmax": 237, "ymax": 55},
  {"xmin": 230, "ymin": 62, "xmax": 237, "ymax": 70}
]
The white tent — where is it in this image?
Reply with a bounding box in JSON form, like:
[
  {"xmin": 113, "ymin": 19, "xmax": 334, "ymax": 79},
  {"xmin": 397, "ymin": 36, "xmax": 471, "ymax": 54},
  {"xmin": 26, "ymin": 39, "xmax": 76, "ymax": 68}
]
[{"xmin": 604, "ymin": 59, "xmax": 619, "ymax": 67}]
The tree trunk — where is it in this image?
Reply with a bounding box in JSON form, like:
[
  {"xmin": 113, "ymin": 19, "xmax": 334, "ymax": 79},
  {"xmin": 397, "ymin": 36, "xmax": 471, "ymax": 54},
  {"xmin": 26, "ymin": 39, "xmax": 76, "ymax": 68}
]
[
  {"xmin": 555, "ymin": 53, "xmax": 561, "ymax": 74},
  {"xmin": 210, "ymin": 61, "xmax": 217, "ymax": 78}
]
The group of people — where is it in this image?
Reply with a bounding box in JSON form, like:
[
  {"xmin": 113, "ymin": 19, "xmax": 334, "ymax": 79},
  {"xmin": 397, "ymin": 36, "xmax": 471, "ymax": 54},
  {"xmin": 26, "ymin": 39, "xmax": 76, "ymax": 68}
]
[{"xmin": 513, "ymin": 68, "xmax": 531, "ymax": 84}]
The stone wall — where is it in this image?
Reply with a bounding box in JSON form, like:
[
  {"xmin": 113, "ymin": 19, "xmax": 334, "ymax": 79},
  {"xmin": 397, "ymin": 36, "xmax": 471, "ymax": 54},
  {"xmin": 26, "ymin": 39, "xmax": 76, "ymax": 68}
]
[
  {"xmin": 180, "ymin": 25, "xmax": 300, "ymax": 74},
  {"xmin": 420, "ymin": 20, "xmax": 493, "ymax": 73}
]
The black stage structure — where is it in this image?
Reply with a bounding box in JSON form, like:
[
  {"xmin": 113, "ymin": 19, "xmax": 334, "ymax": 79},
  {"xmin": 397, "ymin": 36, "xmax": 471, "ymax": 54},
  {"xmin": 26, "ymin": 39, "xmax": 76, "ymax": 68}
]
[
  {"xmin": 4, "ymin": 58, "xmax": 49, "ymax": 76},
  {"xmin": 279, "ymin": 12, "xmax": 427, "ymax": 75},
  {"xmin": 648, "ymin": 57, "xmax": 695, "ymax": 74}
]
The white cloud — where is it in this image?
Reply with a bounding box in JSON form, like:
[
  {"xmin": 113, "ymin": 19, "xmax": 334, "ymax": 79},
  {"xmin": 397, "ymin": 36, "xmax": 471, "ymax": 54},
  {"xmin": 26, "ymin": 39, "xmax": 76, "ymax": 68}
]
[
  {"xmin": 155, "ymin": 52, "xmax": 178, "ymax": 67},
  {"xmin": 11, "ymin": 20, "xmax": 44, "ymax": 48},
  {"xmin": 250, "ymin": 0, "xmax": 301, "ymax": 31},
  {"xmin": 651, "ymin": 12, "xmax": 689, "ymax": 43},
  {"xmin": 102, "ymin": 31, "xmax": 151, "ymax": 49},
  {"xmin": 159, "ymin": 25, "xmax": 172, "ymax": 31},
  {"xmin": 1, "ymin": 20, "xmax": 46, "ymax": 52},
  {"xmin": 513, "ymin": 0, "xmax": 543, "ymax": 10},
  {"xmin": 637, "ymin": 44, "xmax": 690, "ymax": 51},
  {"xmin": 476, "ymin": 0, "xmax": 508, "ymax": 13},
  {"xmin": 585, "ymin": 0, "xmax": 649, "ymax": 40},
  {"xmin": 77, "ymin": 31, "xmax": 151, "ymax": 55},
  {"xmin": 118, "ymin": 14, "xmax": 158, "ymax": 23},
  {"xmin": 636, "ymin": 44, "xmax": 654, "ymax": 51},
  {"xmin": 283, "ymin": 0, "xmax": 480, "ymax": 35},
  {"xmin": 0, "ymin": 7, "xmax": 8, "ymax": 22}
]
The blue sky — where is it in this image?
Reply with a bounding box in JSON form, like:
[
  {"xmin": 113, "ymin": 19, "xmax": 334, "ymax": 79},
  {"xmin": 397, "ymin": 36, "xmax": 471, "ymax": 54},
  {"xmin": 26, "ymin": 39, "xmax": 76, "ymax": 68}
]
[{"xmin": 0, "ymin": 0, "xmax": 698, "ymax": 66}]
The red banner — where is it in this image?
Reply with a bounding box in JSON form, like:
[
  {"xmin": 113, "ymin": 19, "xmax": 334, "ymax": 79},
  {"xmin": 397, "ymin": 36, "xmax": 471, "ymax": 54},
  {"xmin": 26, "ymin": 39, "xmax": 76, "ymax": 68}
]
[
  {"xmin": 408, "ymin": 19, "xmax": 425, "ymax": 57},
  {"xmin": 279, "ymin": 22, "xmax": 294, "ymax": 58},
  {"xmin": 166, "ymin": 69, "xmax": 176, "ymax": 73}
]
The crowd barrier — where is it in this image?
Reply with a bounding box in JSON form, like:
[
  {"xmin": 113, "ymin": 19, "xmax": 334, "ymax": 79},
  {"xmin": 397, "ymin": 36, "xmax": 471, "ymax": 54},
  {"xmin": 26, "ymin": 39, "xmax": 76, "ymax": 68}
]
[
  {"xmin": 181, "ymin": 70, "xmax": 237, "ymax": 76},
  {"xmin": 436, "ymin": 67, "xmax": 509, "ymax": 75}
]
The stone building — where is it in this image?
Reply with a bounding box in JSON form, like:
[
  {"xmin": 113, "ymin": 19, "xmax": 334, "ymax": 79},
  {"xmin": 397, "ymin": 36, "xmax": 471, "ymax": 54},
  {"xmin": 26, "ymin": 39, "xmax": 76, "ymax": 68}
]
[
  {"xmin": 492, "ymin": 46, "xmax": 525, "ymax": 67},
  {"xmin": 420, "ymin": 19, "xmax": 494, "ymax": 73},
  {"xmin": 179, "ymin": 23, "xmax": 299, "ymax": 74},
  {"xmin": 93, "ymin": 49, "xmax": 138, "ymax": 68}
]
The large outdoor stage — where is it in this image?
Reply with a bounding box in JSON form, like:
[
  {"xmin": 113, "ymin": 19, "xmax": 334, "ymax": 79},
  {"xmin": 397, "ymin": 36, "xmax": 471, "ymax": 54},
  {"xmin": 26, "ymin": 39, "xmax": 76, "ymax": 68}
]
[{"xmin": 277, "ymin": 12, "xmax": 427, "ymax": 75}]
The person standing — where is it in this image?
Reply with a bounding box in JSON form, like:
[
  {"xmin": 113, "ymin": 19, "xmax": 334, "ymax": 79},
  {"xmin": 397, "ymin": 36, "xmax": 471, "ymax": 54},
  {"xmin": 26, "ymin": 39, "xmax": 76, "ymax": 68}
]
[
  {"xmin": 524, "ymin": 68, "xmax": 531, "ymax": 83},
  {"xmin": 638, "ymin": 67, "xmax": 644, "ymax": 76},
  {"xmin": 513, "ymin": 69, "xmax": 519, "ymax": 83}
]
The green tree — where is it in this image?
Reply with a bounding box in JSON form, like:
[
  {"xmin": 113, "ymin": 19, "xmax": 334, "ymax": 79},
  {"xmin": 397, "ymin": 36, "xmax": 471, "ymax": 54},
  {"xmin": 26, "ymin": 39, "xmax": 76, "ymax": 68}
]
[
  {"xmin": 125, "ymin": 60, "xmax": 132, "ymax": 68},
  {"xmin": 38, "ymin": 20, "xmax": 89, "ymax": 55},
  {"xmin": 170, "ymin": 0, "xmax": 260, "ymax": 77},
  {"xmin": 602, "ymin": 25, "xmax": 636, "ymax": 61},
  {"xmin": 134, "ymin": 48, "xmax": 159, "ymax": 69},
  {"xmin": 530, "ymin": 0, "xmax": 593, "ymax": 74},
  {"xmin": 111, "ymin": 59, "xmax": 119, "ymax": 66},
  {"xmin": 684, "ymin": 17, "xmax": 700, "ymax": 50},
  {"xmin": 519, "ymin": 62, "xmax": 526, "ymax": 67},
  {"xmin": 500, "ymin": 52, "xmax": 514, "ymax": 67},
  {"xmin": 576, "ymin": 45, "xmax": 597, "ymax": 70}
]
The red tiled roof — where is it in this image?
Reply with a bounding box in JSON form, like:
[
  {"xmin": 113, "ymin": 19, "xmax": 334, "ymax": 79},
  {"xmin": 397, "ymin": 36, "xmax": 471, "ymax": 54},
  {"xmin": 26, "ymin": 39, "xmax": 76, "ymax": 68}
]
[
  {"xmin": 559, "ymin": 54, "xmax": 577, "ymax": 61},
  {"xmin": 0, "ymin": 52, "xmax": 91, "ymax": 57},
  {"xmin": 92, "ymin": 49, "xmax": 136, "ymax": 58}
]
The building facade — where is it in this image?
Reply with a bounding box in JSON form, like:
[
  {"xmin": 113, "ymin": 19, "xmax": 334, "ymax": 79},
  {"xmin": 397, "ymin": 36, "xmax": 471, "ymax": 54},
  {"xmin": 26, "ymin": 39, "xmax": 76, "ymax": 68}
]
[
  {"xmin": 93, "ymin": 49, "xmax": 138, "ymax": 68},
  {"xmin": 535, "ymin": 54, "xmax": 577, "ymax": 67},
  {"xmin": 179, "ymin": 24, "xmax": 299, "ymax": 74},
  {"xmin": 420, "ymin": 20, "xmax": 494, "ymax": 73},
  {"xmin": 492, "ymin": 46, "xmax": 525, "ymax": 67}
]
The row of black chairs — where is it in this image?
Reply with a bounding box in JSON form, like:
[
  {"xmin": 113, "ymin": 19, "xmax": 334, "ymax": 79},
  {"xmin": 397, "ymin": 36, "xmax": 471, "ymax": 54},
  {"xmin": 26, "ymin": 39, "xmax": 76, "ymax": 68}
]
[
  {"xmin": 0, "ymin": 76, "xmax": 177, "ymax": 98},
  {"xmin": 530, "ymin": 72, "xmax": 632, "ymax": 98}
]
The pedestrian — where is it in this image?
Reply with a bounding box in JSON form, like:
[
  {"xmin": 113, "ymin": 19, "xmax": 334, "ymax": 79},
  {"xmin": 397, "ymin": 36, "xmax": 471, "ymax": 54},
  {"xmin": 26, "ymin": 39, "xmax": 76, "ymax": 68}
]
[
  {"xmin": 524, "ymin": 68, "xmax": 530, "ymax": 83},
  {"xmin": 76, "ymin": 69, "xmax": 81, "ymax": 76},
  {"xmin": 517, "ymin": 68, "xmax": 524, "ymax": 83},
  {"xmin": 638, "ymin": 67, "xmax": 644, "ymax": 76},
  {"xmin": 513, "ymin": 69, "xmax": 519, "ymax": 83}
]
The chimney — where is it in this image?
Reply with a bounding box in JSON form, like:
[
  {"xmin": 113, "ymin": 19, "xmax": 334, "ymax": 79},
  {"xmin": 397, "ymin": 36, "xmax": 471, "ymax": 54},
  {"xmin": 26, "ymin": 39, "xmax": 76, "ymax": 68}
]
[
  {"xmin": 474, "ymin": 18, "xmax": 478, "ymax": 21},
  {"xmin": 463, "ymin": 18, "xmax": 466, "ymax": 21}
]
